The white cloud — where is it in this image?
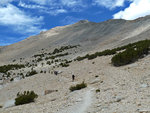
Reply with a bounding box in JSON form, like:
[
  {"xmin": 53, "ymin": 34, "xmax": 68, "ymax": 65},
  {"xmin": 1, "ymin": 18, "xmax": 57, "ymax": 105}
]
[
  {"xmin": 27, "ymin": 0, "xmax": 48, "ymax": 5},
  {"xmin": 18, "ymin": 1, "xmax": 67, "ymax": 16},
  {"xmin": 0, "ymin": 4, "xmax": 44, "ymax": 33},
  {"xmin": 113, "ymin": 0, "xmax": 150, "ymax": 20},
  {"xmin": 61, "ymin": 16, "xmax": 84, "ymax": 25},
  {"xmin": 1, "ymin": 0, "xmax": 87, "ymax": 15},
  {"xmin": 18, "ymin": 1, "xmax": 46, "ymax": 9},
  {"xmin": 61, "ymin": 0, "xmax": 83, "ymax": 7},
  {"xmin": 49, "ymin": 9, "xmax": 67, "ymax": 15},
  {"xmin": 0, "ymin": 0, "xmax": 13, "ymax": 5},
  {"xmin": 19, "ymin": 0, "xmax": 85, "ymax": 8},
  {"xmin": 0, "ymin": 0, "xmax": 48, "ymax": 6},
  {"xmin": 0, "ymin": 4, "xmax": 42, "ymax": 25},
  {"xmin": 28, "ymin": 0, "xmax": 85, "ymax": 8},
  {"xmin": 93, "ymin": 0, "xmax": 125, "ymax": 9}
]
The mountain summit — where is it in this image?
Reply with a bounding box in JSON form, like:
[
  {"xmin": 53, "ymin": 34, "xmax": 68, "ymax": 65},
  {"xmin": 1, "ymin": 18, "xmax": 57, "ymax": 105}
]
[{"xmin": 76, "ymin": 20, "xmax": 90, "ymax": 24}]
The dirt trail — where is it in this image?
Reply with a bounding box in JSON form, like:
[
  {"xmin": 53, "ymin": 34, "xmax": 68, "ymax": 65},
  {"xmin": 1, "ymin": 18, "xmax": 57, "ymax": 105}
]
[{"xmin": 57, "ymin": 88, "xmax": 93, "ymax": 113}]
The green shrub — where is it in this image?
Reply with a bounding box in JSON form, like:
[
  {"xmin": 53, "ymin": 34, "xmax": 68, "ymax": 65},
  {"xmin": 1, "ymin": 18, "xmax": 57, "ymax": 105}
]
[
  {"xmin": 0, "ymin": 64, "xmax": 25, "ymax": 74},
  {"xmin": 75, "ymin": 49, "xmax": 116, "ymax": 61},
  {"xmin": 12, "ymin": 59, "xmax": 16, "ymax": 62},
  {"xmin": 76, "ymin": 56, "xmax": 85, "ymax": 61},
  {"xmin": 15, "ymin": 91, "xmax": 38, "ymax": 105},
  {"xmin": 95, "ymin": 75, "xmax": 99, "ymax": 78},
  {"xmin": 26, "ymin": 70, "xmax": 38, "ymax": 77},
  {"xmin": 96, "ymin": 89, "xmax": 100, "ymax": 93},
  {"xmin": 60, "ymin": 63, "xmax": 69, "ymax": 67},
  {"xmin": 46, "ymin": 53, "xmax": 69, "ymax": 60},
  {"xmin": 75, "ymin": 39, "xmax": 150, "ymax": 65},
  {"xmin": 87, "ymin": 54, "xmax": 97, "ymax": 60},
  {"xmin": 37, "ymin": 57, "xmax": 43, "ymax": 62},
  {"xmin": 46, "ymin": 61, "xmax": 51, "ymax": 65},
  {"xmin": 20, "ymin": 73, "xmax": 23, "ymax": 76},
  {"xmin": 112, "ymin": 40, "xmax": 150, "ymax": 66},
  {"xmin": 76, "ymin": 54, "xmax": 89, "ymax": 61},
  {"xmin": 101, "ymin": 49, "xmax": 116, "ymax": 55},
  {"xmin": 69, "ymin": 81, "xmax": 87, "ymax": 92},
  {"xmin": 52, "ymin": 45, "xmax": 78, "ymax": 54},
  {"xmin": 65, "ymin": 60, "xmax": 72, "ymax": 64},
  {"xmin": 10, "ymin": 78, "xmax": 14, "ymax": 81},
  {"xmin": 33, "ymin": 53, "xmax": 45, "ymax": 58},
  {"xmin": 53, "ymin": 48, "xmax": 60, "ymax": 54},
  {"xmin": 55, "ymin": 59, "xmax": 59, "ymax": 62}
]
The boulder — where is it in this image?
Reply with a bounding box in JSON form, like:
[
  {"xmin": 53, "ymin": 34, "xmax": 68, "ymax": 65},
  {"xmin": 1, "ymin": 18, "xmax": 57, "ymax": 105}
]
[{"xmin": 44, "ymin": 90, "xmax": 58, "ymax": 95}]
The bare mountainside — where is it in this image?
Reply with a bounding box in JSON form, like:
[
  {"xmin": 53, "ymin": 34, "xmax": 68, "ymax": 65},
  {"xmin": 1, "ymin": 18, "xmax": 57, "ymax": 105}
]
[
  {"xmin": 0, "ymin": 15, "xmax": 150, "ymax": 113},
  {"xmin": 1, "ymin": 15, "xmax": 150, "ymax": 64}
]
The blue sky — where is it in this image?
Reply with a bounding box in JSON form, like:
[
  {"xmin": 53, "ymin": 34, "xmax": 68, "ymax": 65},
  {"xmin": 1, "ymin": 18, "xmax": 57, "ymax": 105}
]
[{"xmin": 0, "ymin": 0, "xmax": 150, "ymax": 46}]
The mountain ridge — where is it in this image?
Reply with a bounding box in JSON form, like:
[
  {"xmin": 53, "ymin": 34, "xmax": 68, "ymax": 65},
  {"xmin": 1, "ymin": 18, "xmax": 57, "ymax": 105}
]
[{"xmin": 1, "ymin": 15, "xmax": 150, "ymax": 64}]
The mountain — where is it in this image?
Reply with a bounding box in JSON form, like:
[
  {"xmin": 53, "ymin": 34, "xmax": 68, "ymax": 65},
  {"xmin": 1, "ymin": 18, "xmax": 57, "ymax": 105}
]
[
  {"xmin": 1, "ymin": 15, "xmax": 150, "ymax": 64},
  {"xmin": 0, "ymin": 15, "xmax": 150, "ymax": 113}
]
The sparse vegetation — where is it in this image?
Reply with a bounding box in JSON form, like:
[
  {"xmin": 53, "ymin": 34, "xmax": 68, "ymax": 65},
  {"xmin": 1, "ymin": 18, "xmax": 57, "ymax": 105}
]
[
  {"xmin": 30, "ymin": 45, "xmax": 78, "ymax": 69},
  {"xmin": 10, "ymin": 78, "xmax": 14, "ymax": 81},
  {"xmin": 52, "ymin": 45, "xmax": 78, "ymax": 54},
  {"xmin": 47, "ymin": 52, "xmax": 69, "ymax": 60},
  {"xmin": 46, "ymin": 61, "xmax": 51, "ymax": 65},
  {"xmin": 75, "ymin": 49, "xmax": 116, "ymax": 61},
  {"xmin": 60, "ymin": 62, "xmax": 69, "ymax": 67},
  {"xmin": 33, "ymin": 45, "xmax": 78, "ymax": 61},
  {"xmin": 96, "ymin": 89, "xmax": 100, "ymax": 93},
  {"xmin": 12, "ymin": 59, "xmax": 16, "ymax": 62},
  {"xmin": 75, "ymin": 39, "xmax": 150, "ymax": 67},
  {"xmin": 33, "ymin": 53, "xmax": 45, "ymax": 58},
  {"xmin": 15, "ymin": 91, "xmax": 38, "ymax": 106},
  {"xmin": 95, "ymin": 75, "xmax": 99, "ymax": 78},
  {"xmin": 69, "ymin": 81, "xmax": 87, "ymax": 92},
  {"xmin": 26, "ymin": 70, "xmax": 38, "ymax": 77},
  {"xmin": 37, "ymin": 57, "xmax": 43, "ymax": 62},
  {"xmin": 53, "ymin": 48, "xmax": 60, "ymax": 54},
  {"xmin": 0, "ymin": 64, "xmax": 25, "ymax": 74},
  {"xmin": 112, "ymin": 40, "xmax": 150, "ymax": 66}
]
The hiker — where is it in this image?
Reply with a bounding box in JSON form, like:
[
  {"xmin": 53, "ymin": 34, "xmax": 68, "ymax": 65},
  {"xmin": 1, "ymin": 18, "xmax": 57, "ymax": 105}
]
[
  {"xmin": 72, "ymin": 74, "xmax": 75, "ymax": 82},
  {"xmin": 54, "ymin": 71, "xmax": 58, "ymax": 75}
]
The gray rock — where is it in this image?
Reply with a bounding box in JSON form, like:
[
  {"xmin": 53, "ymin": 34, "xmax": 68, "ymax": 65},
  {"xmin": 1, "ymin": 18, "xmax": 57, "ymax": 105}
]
[{"xmin": 141, "ymin": 83, "xmax": 148, "ymax": 88}]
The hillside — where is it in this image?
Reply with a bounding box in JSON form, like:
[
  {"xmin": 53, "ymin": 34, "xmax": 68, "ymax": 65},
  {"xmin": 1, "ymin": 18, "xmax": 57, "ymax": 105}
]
[
  {"xmin": 1, "ymin": 15, "xmax": 150, "ymax": 64},
  {"xmin": 0, "ymin": 15, "xmax": 150, "ymax": 113}
]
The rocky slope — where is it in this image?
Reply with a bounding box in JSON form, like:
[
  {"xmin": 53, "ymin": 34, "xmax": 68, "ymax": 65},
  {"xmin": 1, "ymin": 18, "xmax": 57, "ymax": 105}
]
[
  {"xmin": 0, "ymin": 55, "xmax": 150, "ymax": 113},
  {"xmin": 1, "ymin": 15, "xmax": 150, "ymax": 64},
  {"xmin": 0, "ymin": 15, "xmax": 150, "ymax": 113}
]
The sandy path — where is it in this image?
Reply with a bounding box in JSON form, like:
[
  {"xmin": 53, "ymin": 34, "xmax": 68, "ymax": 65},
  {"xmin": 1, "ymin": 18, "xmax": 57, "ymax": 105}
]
[{"xmin": 57, "ymin": 88, "xmax": 93, "ymax": 113}]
